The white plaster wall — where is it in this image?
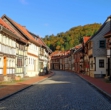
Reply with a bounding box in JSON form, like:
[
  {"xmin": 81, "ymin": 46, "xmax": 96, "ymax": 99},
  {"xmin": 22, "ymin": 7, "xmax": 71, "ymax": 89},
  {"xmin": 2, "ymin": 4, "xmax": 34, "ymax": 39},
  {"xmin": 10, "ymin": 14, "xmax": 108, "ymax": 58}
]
[
  {"xmin": 0, "ymin": 33, "xmax": 16, "ymax": 55},
  {"xmin": 28, "ymin": 43, "xmax": 39, "ymax": 56},
  {"xmin": 94, "ymin": 57, "xmax": 106, "ymax": 75},
  {"xmin": 26, "ymin": 43, "xmax": 40, "ymax": 77},
  {"xmin": 27, "ymin": 55, "xmax": 39, "ymax": 77}
]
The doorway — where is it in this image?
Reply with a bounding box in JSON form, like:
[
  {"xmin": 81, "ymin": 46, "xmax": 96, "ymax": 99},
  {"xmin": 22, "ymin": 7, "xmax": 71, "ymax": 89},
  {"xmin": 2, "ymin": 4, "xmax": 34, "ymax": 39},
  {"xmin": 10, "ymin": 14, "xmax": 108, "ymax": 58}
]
[
  {"xmin": 3, "ymin": 57, "xmax": 7, "ymax": 75},
  {"xmin": 108, "ymin": 58, "xmax": 110, "ymax": 76}
]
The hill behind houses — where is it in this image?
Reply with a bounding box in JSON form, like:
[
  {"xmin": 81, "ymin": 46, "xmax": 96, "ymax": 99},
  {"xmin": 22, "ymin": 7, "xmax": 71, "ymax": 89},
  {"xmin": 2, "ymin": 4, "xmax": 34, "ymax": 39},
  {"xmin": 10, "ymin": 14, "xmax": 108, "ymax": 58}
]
[{"xmin": 43, "ymin": 23, "xmax": 101, "ymax": 51}]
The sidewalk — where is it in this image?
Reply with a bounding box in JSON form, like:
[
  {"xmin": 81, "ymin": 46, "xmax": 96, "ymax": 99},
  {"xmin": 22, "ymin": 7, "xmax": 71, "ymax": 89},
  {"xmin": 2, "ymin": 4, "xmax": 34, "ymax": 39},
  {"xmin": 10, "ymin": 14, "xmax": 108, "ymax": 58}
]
[
  {"xmin": 77, "ymin": 73, "xmax": 111, "ymax": 99},
  {"xmin": 0, "ymin": 72, "xmax": 54, "ymax": 101}
]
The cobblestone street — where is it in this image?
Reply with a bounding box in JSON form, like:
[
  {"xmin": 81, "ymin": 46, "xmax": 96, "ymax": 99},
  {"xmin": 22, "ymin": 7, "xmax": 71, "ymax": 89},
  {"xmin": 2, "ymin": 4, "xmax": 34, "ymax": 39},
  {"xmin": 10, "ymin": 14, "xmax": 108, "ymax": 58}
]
[{"xmin": 0, "ymin": 71, "xmax": 111, "ymax": 110}]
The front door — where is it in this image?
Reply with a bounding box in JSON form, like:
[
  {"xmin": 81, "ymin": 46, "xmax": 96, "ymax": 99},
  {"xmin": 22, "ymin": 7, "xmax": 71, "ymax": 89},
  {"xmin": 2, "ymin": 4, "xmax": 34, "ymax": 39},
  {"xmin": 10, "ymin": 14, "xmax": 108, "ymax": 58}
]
[
  {"xmin": 108, "ymin": 58, "xmax": 110, "ymax": 76},
  {"xmin": 3, "ymin": 57, "xmax": 7, "ymax": 75}
]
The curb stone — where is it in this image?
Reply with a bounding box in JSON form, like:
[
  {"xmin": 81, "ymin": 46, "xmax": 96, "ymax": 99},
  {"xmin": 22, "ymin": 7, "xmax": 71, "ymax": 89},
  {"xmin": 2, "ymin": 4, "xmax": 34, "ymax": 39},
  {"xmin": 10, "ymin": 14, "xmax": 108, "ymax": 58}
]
[
  {"xmin": 77, "ymin": 74, "xmax": 111, "ymax": 102},
  {"xmin": 0, "ymin": 72, "xmax": 54, "ymax": 101},
  {"xmin": 0, "ymin": 85, "xmax": 33, "ymax": 101}
]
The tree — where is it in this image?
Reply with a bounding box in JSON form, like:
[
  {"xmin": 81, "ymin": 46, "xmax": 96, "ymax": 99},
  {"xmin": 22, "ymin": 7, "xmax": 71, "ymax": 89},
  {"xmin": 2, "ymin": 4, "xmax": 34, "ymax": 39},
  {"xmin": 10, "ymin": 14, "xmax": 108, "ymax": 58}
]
[
  {"xmin": 43, "ymin": 23, "xmax": 101, "ymax": 51},
  {"xmin": 56, "ymin": 45, "xmax": 61, "ymax": 50}
]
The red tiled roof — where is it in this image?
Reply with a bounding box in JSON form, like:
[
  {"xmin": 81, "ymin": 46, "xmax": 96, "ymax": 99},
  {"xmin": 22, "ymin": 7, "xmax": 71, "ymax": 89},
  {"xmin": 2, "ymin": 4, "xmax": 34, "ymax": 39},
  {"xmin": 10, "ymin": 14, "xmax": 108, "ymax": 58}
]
[
  {"xmin": 0, "ymin": 18, "xmax": 15, "ymax": 34},
  {"xmin": 10, "ymin": 19, "xmax": 47, "ymax": 47},
  {"xmin": 51, "ymin": 51, "xmax": 63, "ymax": 56},
  {"xmin": 83, "ymin": 36, "xmax": 90, "ymax": 44},
  {"xmin": 75, "ymin": 44, "xmax": 82, "ymax": 49},
  {"xmin": 13, "ymin": 23, "xmax": 37, "ymax": 44},
  {"xmin": 51, "ymin": 50, "xmax": 71, "ymax": 58},
  {"xmin": 0, "ymin": 18, "xmax": 28, "ymax": 43},
  {"xmin": 1, "ymin": 16, "xmax": 28, "ymax": 43},
  {"xmin": 51, "ymin": 51, "xmax": 60, "ymax": 56},
  {"xmin": 37, "ymin": 37, "xmax": 46, "ymax": 47},
  {"xmin": 64, "ymin": 50, "xmax": 70, "ymax": 55},
  {"xmin": 2, "ymin": 15, "xmax": 40, "ymax": 46},
  {"xmin": 104, "ymin": 31, "xmax": 111, "ymax": 37},
  {"xmin": 28, "ymin": 31, "xmax": 47, "ymax": 47}
]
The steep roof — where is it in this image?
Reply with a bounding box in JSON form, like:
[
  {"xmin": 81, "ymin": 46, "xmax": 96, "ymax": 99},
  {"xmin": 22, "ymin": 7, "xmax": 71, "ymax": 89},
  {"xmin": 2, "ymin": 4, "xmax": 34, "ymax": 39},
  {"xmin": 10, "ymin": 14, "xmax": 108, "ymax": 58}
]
[
  {"xmin": 104, "ymin": 31, "xmax": 111, "ymax": 38},
  {"xmin": 0, "ymin": 18, "xmax": 16, "ymax": 34},
  {"xmin": 0, "ymin": 18, "xmax": 28, "ymax": 43},
  {"xmin": 89, "ymin": 15, "xmax": 111, "ymax": 40},
  {"xmin": 50, "ymin": 50, "xmax": 71, "ymax": 58},
  {"xmin": 75, "ymin": 44, "xmax": 82, "ymax": 49},
  {"xmin": 1, "ymin": 15, "xmax": 39, "ymax": 46},
  {"xmin": 29, "ymin": 31, "xmax": 44, "ymax": 46},
  {"xmin": 29, "ymin": 31, "xmax": 52, "ymax": 53},
  {"xmin": 83, "ymin": 36, "xmax": 90, "ymax": 44},
  {"xmin": 51, "ymin": 51, "xmax": 61, "ymax": 57},
  {"xmin": 73, "ymin": 43, "xmax": 82, "ymax": 54}
]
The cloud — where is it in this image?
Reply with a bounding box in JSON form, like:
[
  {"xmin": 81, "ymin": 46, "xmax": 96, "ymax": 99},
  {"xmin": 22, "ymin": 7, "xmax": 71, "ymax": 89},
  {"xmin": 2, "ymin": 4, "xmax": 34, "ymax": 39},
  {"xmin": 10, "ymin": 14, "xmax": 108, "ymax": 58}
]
[{"xmin": 19, "ymin": 0, "xmax": 28, "ymax": 5}]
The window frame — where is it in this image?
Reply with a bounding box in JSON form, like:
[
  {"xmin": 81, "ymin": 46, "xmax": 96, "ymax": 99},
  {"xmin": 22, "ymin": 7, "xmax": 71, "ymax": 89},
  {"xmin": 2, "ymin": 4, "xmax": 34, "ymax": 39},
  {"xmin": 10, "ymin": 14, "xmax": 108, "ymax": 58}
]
[
  {"xmin": 91, "ymin": 60, "xmax": 93, "ymax": 69},
  {"xmin": 99, "ymin": 40, "xmax": 106, "ymax": 48},
  {"xmin": 99, "ymin": 59, "xmax": 104, "ymax": 68},
  {"xmin": 17, "ymin": 58, "xmax": 22, "ymax": 67}
]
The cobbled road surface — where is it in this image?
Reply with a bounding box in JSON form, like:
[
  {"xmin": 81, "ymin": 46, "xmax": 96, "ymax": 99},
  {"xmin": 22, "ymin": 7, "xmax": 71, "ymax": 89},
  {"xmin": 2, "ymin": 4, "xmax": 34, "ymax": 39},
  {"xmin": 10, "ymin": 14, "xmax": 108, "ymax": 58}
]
[{"xmin": 0, "ymin": 71, "xmax": 111, "ymax": 110}]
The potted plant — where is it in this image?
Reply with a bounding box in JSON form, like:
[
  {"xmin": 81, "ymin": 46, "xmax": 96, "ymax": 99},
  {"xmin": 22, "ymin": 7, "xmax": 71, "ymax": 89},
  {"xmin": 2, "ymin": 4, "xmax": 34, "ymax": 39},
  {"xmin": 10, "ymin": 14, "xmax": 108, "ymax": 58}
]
[{"xmin": 15, "ymin": 75, "xmax": 21, "ymax": 81}]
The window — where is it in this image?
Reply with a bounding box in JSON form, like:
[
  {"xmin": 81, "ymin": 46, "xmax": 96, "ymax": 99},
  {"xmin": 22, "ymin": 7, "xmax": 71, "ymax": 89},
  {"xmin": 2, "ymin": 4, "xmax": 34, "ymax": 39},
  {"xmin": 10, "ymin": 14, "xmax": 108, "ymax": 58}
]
[
  {"xmin": 33, "ymin": 59, "xmax": 34, "ymax": 64},
  {"xmin": 8, "ymin": 60, "xmax": 11, "ymax": 67},
  {"xmin": 31, "ymin": 58, "xmax": 32, "ymax": 64},
  {"xmin": 8, "ymin": 39, "xmax": 10, "ymax": 46},
  {"xmin": 91, "ymin": 61, "xmax": 93, "ymax": 69},
  {"xmin": 12, "ymin": 60, "xmax": 14, "ymax": 67},
  {"xmin": 6, "ymin": 37, "xmax": 8, "ymax": 45},
  {"xmin": 0, "ymin": 58, "xmax": 1, "ymax": 66},
  {"xmin": 13, "ymin": 41, "xmax": 16, "ymax": 48},
  {"xmin": 20, "ymin": 45, "xmax": 24, "ymax": 50},
  {"xmin": 17, "ymin": 58, "xmax": 22, "ymax": 67},
  {"xmin": 29, "ymin": 58, "xmax": 30, "ymax": 64},
  {"xmin": 99, "ymin": 60, "xmax": 104, "ymax": 68},
  {"xmin": 12, "ymin": 40, "xmax": 14, "ymax": 47},
  {"xmin": 99, "ymin": 40, "xmax": 105, "ymax": 48},
  {"xmin": 0, "ymin": 34, "xmax": 2, "ymax": 42},
  {"xmin": 3, "ymin": 36, "xmax": 6, "ymax": 44},
  {"xmin": 16, "ymin": 43, "xmax": 19, "ymax": 48},
  {"xmin": 10, "ymin": 39, "xmax": 12, "ymax": 46}
]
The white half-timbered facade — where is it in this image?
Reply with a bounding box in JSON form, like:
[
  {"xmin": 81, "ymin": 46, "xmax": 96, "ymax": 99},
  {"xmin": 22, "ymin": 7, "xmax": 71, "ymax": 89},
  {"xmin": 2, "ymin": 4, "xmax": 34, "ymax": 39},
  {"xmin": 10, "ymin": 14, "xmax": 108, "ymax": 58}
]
[{"xmin": 0, "ymin": 18, "xmax": 17, "ymax": 80}]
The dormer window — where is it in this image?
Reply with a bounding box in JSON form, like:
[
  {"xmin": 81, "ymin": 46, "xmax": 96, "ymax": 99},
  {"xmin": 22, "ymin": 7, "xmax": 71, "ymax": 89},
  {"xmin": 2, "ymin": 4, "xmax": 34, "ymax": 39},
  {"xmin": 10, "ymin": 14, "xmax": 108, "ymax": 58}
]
[
  {"xmin": 35, "ymin": 37, "xmax": 38, "ymax": 40},
  {"xmin": 99, "ymin": 40, "xmax": 105, "ymax": 48}
]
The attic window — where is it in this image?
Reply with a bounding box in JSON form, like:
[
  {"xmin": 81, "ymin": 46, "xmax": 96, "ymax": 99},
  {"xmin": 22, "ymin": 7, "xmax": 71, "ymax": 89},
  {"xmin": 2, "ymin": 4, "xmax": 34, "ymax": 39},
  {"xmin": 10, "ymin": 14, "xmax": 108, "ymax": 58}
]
[
  {"xmin": 99, "ymin": 40, "xmax": 105, "ymax": 48},
  {"xmin": 35, "ymin": 37, "xmax": 38, "ymax": 40}
]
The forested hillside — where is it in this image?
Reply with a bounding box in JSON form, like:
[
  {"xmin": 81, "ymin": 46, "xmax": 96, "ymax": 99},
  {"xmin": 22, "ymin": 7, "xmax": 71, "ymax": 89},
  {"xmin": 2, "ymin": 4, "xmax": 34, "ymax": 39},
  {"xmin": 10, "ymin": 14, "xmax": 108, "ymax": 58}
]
[{"xmin": 43, "ymin": 23, "xmax": 101, "ymax": 51}]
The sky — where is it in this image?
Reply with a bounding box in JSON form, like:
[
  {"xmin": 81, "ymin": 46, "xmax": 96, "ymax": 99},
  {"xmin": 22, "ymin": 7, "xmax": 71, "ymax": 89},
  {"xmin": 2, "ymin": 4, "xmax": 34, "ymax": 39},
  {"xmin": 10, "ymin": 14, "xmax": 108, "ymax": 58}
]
[{"xmin": 0, "ymin": 0, "xmax": 111, "ymax": 38}]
